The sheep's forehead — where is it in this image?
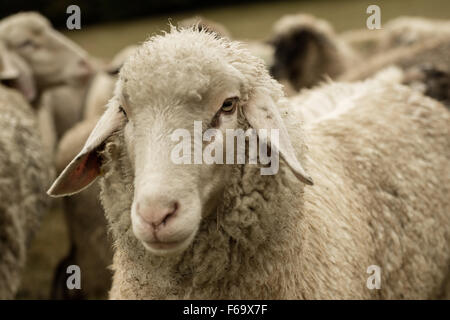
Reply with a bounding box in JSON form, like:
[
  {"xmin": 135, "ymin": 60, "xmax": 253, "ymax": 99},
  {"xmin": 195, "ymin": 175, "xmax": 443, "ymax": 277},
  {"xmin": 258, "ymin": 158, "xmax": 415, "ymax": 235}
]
[
  {"xmin": 121, "ymin": 30, "xmax": 248, "ymax": 110},
  {"xmin": 0, "ymin": 13, "xmax": 49, "ymax": 33}
]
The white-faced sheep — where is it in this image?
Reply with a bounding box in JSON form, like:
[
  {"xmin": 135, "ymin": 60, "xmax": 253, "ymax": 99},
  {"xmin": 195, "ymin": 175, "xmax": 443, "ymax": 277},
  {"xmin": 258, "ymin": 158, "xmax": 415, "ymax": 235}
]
[
  {"xmin": 49, "ymin": 28, "xmax": 450, "ymax": 299},
  {"xmin": 0, "ymin": 12, "xmax": 97, "ymax": 147},
  {"xmin": 0, "ymin": 43, "xmax": 52, "ymax": 299},
  {"xmin": 269, "ymin": 14, "xmax": 359, "ymax": 95},
  {"xmin": 0, "ymin": 12, "xmax": 94, "ymax": 93}
]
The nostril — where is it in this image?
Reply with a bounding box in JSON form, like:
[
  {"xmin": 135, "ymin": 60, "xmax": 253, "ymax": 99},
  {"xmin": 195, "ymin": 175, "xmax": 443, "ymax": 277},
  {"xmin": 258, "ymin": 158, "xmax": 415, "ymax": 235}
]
[
  {"xmin": 161, "ymin": 201, "xmax": 179, "ymax": 225},
  {"xmin": 137, "ymin": 200, "xmax": 179, "ymax": 229},
  {"xmin": 159, "ymin": 201, "xmax": 179, "ymax": 227}
]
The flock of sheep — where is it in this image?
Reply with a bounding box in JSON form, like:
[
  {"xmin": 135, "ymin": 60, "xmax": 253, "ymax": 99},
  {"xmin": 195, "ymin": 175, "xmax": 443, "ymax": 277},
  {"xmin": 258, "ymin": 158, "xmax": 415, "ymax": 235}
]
[{"xmin": 0, "ymin": 11, "xmax": 449, "ymax": 300}]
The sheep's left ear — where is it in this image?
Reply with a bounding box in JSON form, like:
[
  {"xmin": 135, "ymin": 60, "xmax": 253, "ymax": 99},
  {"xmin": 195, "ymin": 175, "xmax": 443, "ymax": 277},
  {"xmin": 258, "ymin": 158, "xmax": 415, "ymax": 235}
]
[
  {"xmin": 243, "ymin": 88, "xmax": 313, "ymax": 185},
  {"xmin": 47, "ymin": 100, "xmax": 125, "ymax": 197}
]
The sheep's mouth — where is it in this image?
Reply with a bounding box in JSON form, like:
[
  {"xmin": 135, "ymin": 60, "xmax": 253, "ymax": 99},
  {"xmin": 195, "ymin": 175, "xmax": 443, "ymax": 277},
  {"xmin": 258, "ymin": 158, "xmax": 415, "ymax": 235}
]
[
  {"xmin": 140, "ymin": 233, "xmax": 195, "ymax": 255},
  {"xmin": 144, "ymin": 240, "xmax": 184, "ymax": 250}
]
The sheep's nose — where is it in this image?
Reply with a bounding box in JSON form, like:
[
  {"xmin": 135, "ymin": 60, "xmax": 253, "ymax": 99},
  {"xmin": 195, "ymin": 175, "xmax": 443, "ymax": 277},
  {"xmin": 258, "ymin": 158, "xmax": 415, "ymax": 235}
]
[{"xmin": 136, "ymin": 198, "xmax": 179, "ymax": 230}]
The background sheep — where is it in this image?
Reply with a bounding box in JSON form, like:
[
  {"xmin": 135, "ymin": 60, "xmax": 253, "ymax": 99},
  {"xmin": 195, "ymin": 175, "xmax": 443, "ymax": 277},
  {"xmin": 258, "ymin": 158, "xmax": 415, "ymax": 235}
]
[
  {"xmin": 289, "ymin": 67, "xmax": 405, "ymax": 123},
  {"xmin": 0, "ymin": 12, "xmax": 103, "ymax": 299},
  {"xmin": 50, "ymin": 29, "xmax": 450, "ymax": 299},
  {"xmin": 0, "ymin": 12, "xmax": 94, "ymax": 93},
  {"xmin": 50, "ymin": 45, "xmax": 137, "ymax": 299},
  {"xmin": 269, "ymin": 13, "xmax": 359, "ymax": 95},
  {"xmin": 0, "ymin": 44, "xmax": 53, "ymax": 299},
  {"xmin": 378, "ymin": 16, "xmax": 450, "ymax": 52},
  {"xmin": 0, "ymin": 12, "xmax": 99, "ymax": 151},
  {"xmin": 341, "ymin": 16, "xmax": 450, "ymax": 58},
  {"xmin": 339, "ymin": 36, "xmax": 450, "ymax": 107}
]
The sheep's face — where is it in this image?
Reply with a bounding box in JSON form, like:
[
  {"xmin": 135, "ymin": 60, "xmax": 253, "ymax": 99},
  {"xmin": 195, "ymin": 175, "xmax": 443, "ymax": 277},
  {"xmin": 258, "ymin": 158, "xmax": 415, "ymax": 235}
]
[
  {"xmin": 48, "ymin": 29, "xmax": 313, "ymax": 256},
  {"xmin": 0, "ymin": 13, "xmax": 94, "ymax": 90},
  {"xmin": 120, "ymin": 60, "xmax": 248, "ymax": 255}
]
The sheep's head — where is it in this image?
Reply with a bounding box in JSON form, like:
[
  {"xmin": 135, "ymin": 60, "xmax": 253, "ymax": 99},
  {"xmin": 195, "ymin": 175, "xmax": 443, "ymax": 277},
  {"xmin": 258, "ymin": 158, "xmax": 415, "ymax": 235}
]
[
  {"xmin": 269, "ymin": 14, "xmax": 343, "ymax": 91},
  {"xmin": 0, "ymin": 12, "xmax": 94, "ymax": 90},
  {"xmin": 48, "ymin": 28, "xmax": 312, "ymax": 256}
]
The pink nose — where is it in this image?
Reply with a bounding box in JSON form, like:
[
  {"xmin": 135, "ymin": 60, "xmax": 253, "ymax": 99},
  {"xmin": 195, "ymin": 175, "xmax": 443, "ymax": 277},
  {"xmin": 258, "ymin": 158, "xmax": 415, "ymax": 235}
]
[{"xmin": 136, "ymin": 198, "xmax": 179, "ymax": 230}]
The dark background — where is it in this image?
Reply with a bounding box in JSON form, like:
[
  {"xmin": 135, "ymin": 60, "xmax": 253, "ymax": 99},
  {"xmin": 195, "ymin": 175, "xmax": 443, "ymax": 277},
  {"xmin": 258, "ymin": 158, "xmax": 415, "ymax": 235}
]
[{"xmin": 1, "ymin": 0, "xmax": 285, "ymax": 27}]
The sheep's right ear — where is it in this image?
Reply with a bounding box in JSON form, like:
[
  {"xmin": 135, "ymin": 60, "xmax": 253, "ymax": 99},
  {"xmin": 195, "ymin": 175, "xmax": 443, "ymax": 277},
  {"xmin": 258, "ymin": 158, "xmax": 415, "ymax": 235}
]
[
  {"xmin": 47, "ymin": 102, "xmax": 125, "ymax": 197},
  {"xmin": 243, "ymin": 87, "xmax": 313, "ymax": 185}
]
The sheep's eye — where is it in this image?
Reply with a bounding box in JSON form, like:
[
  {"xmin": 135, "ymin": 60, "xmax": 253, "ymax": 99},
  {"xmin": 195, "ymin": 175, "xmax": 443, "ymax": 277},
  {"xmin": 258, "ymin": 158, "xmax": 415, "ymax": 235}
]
[
  {"xmin": 17, "ymin": 39, "xmax": 34, "ymax": 49},
  {"xmin": 220, "ymin": 97, "xmax": 238, "ymax": 114},
  {"xmin": 108, "ymin": 67, "xmax": 120, "ymax": 75},
  {"xmin": 119, "ymin": 105, "xmax": 128, "ymax": 119}
]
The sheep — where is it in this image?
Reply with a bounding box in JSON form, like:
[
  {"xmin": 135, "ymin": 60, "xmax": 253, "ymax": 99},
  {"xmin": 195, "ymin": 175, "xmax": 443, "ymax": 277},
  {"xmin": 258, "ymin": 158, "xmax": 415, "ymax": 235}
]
[
  {"xmin": 290, "ymin": 66, "xmax": 406, "ymax": 124},
  {"xmin": 50, "ymin": 45, "xmax": 137, "ymax": 299},
  {"xmin": 341, "ymin": 16, "xmax": 450, "ymax": 58},
  {"xmin": 339, "ymin": 36, "xmax": 450, "ymax": 107},
  {"xmin": 339, "ymin": 28, "xmax": 384, "ymax": 59},
  {"xmin": 40, "ymin": 85, "xmax": 89, "ymax": 142},
  {"xmin": 340, "ymin": 36, "xmax": 450, "ymax": 81},
  {"xmin": 51, "ymin": 180, "xmax": 113, "ymax": 300},
  {"xmin": 0, "ymin": 12, "xmax": 94, "ymax": 94},
  {"xmin": 0, "ymin": 44, "xmax": 52, "ymax": 299},
  {"xmin": 378, "ymin": 16, "xmax": 450, "ymax": 52},
  {"xmin": 0, "ymin": 12, "xmax": 102, "ymax": 299},
  {"xmin": 0, "ymin": 38, "xmax": 56, "ymax": 155},
  {"xmin": 50, "ymin": 111, "xmax": 112, "ymax": 300},
  {"xmin": 0, "ymin": 11, "xmax": 98, "ymax": 147},
  {"xmin": 48, "ymin": 28, "xmax": 450, "ymax": 299},
  {"xmin": 269, "ymin": 14, "xmax": 359, "ymax": 95}
]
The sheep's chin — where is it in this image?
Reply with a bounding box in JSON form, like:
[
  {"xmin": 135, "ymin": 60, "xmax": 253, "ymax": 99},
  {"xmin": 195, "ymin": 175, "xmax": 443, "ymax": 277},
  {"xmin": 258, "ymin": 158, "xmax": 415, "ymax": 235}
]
[{"xmin": 140, "ymin": 231, "xmax": 197, "ymax": 256}]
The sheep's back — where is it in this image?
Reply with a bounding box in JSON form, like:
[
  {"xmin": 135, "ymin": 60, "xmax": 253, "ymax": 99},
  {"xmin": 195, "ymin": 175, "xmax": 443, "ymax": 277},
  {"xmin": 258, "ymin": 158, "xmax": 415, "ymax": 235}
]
[{"xmin": 304, "ymin": 83, "xmax": 450, "ymax": 299}]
